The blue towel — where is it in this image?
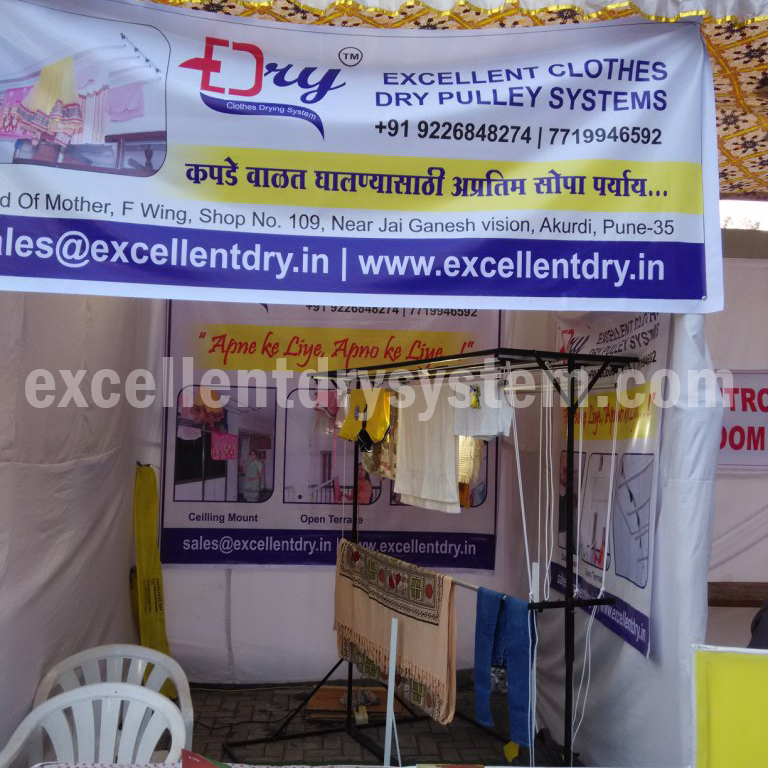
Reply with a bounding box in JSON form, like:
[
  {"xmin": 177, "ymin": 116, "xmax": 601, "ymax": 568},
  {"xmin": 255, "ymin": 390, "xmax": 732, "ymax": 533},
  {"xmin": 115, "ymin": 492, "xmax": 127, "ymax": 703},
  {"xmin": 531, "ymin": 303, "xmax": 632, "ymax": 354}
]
[
  {"xmin": 473, "ymin": 587, "xmax": 536, "ymax": 746},
  {"xmin": 474, "ymin": 588, "xmax": 505, "ymax": 727},
  {"xmin": 505, "ymin": 595, "xmax": 535, "ymax": 746}
]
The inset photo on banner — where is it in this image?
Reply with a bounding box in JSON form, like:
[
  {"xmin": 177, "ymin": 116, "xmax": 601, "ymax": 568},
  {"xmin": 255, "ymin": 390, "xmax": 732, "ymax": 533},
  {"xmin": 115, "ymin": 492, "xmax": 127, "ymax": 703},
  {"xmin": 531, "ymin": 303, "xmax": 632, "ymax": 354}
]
[
  {"xmin": 612, "ymin": 452, "xmax": 655, "ymax": 589},
  {"xmin": 174, "ymin": 385, "xmax": 277, "ymax": 504},
  {"xmin": 550, "ymin": 312, "xmax": 668, "ymax": 655},
  {"xmin": 282, "ymin": 387, "xmax": 384, "ymax": 506},
  {"xmin": 579, "ymin": 452, "xmax": 614, "ymax": 571},
  {"xmin": 0, "ymin": 5, "xmax": 168, "ymax": 175},
  {"xmin": 162, "ymin": 301, "xmax": 499, "ymax": 568}
]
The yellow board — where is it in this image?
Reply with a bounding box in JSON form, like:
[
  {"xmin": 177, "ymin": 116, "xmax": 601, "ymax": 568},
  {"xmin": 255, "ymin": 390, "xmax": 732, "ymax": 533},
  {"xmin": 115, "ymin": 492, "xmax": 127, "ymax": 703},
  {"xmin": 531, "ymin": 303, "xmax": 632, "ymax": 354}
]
[
  {"xmin": 134, "ymin": 464, "xmax": 177, "ymax": 699},
  {"xmin": 173, "ymin": 146, "xmax": 702, "ymax": 215},
  {"xmin": 694, "ymin": 646, "xmax": 768, "ymax": 768},
  {"xmin": 196, "ymin": 324, "xmax": 470, "ymax": 372},
  {"xmin": 562, "ymin": 383, "xmax": 659, "ymax": 442}
]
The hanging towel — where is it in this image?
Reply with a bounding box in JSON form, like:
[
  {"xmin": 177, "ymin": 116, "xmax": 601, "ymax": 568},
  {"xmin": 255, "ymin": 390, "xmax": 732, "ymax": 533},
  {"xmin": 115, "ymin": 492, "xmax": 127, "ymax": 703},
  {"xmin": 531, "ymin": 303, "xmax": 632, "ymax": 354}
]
[
  {"xmin": 177, "ymin": 425, "xmax": 201, "ymax": 441},
  {"xmin": 473, "ymin": 587, "xmax": 536, "ymax": 747},
  {"xmin": 395, "ymin": 386, "xmax": 460, "ymax": 513},
  {"xmin": 314, "ymin": 387, "xmax": 339, "ymax": 419},
  {"xmin": 211, "ymin": 431, "xmax": 238, "ymax": 460},
  {"xmin": 75, "ymin": 60, "xmax": 108, "ymax": 95},
  {"xmin": 0, "ymin": 86, "xmax": 32, "ymax": 139},
  {"xmin": 455, "ymin": 380, "xmax": 514, "ymax": 440},
  {"xmin": 71, "ymin": 87, "xmax": 108, "ymax": 145},
  {"xmin": 106, "ymin": 81, "xmax": 144, "ymax": 122},
  {"xmin": 16, "ymin": 57, "xmax": 83, "ymax": 143},
  {"xmin": 474, "ymin": 588, "xmax": 506, "ymax": 727},
  {"xmin": 335, "ymin": 538, "xmax": 456, "ymax": 725},
  {"xmin": 505, "ymin": 594, "xmax": 535, "ymax": 747}
]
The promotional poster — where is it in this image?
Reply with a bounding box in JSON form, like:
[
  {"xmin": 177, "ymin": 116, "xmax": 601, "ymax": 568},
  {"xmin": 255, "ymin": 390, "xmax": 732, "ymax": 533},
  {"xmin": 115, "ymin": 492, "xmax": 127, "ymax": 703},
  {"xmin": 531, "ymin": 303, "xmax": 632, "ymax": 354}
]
[
  {"xmin": 551, "ymin": 312, "xmax": 670, "ymax": 654},
  {"xmin": 0, "ymin": 0, "xmax": 721, "ymax": 311},
  {"xmin": 162, "ymin": 302, "xmax": 501, "ymax": 568}
]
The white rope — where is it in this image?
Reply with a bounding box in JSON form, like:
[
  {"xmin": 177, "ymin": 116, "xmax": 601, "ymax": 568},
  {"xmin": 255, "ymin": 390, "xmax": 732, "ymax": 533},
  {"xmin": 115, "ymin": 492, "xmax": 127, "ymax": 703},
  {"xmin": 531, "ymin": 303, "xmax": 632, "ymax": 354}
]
[
  {"xmin": 529, "ymin": 610, "xmax": 538, "ymax": 768},
  {"xmin": 341, "ymin": 436, "xmax": 349, "ymax": 540},
  {"xmin": 510, "ymin": 375, "xmax": 533, "ymax": 600},
  {"xmin": 542, "ymin": 386, "xmax": 551, "ymax": 600},
  {"xmin": 543, "ymin": 387, "xmax": 557, "ymax": 601},
  {"xmin": 572, "ymin": 382, "xmax": 621, "ymax": 745},
  {"xmin": 507, "ymin": 363, "xmax": 537, "ymax": 766},
  {"xmin": 572, "ymin": 605, "xmax": 597, "ymax": 747},
  {"xmin": 531, "ymin": 384, "xmax": 546, "ymax": 768},
  {"xmin": 600, "ymin": 384, "xmax": 621, "ymax": 594},
  {"xmin": 537, "ymin": 392, "xmax": 544, "ymax": 595},
  {"xmin": 574, "ymin": 402, "xmax": 584, "ymax": 597}
]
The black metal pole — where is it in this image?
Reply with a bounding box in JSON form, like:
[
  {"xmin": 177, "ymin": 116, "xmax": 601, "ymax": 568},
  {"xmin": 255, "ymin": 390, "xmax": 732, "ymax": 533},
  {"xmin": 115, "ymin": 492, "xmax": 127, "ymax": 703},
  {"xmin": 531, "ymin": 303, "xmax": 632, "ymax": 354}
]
[
  {"xmin": 352, "ymin": 435, "xmax": 360, "ymax": 545},
  {"xmin": 564, "ymin": 356, "xmax": 576, "ymax": 766}
]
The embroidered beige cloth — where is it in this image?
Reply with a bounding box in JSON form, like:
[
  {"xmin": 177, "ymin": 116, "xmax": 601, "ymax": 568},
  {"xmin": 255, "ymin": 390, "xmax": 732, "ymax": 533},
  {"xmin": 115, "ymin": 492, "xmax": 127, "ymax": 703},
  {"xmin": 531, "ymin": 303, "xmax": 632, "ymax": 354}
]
[{"xmin": 334, "ymin": 538, "xmax": 456, "ymax": 724}]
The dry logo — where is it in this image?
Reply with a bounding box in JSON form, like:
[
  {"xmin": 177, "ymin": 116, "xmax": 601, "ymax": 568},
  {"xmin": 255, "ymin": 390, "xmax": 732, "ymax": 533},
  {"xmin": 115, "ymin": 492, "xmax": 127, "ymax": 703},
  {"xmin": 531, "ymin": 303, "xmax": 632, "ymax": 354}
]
[{"xmin": 180, "ymin": 37, "xmax": 346, "ymax": 104}]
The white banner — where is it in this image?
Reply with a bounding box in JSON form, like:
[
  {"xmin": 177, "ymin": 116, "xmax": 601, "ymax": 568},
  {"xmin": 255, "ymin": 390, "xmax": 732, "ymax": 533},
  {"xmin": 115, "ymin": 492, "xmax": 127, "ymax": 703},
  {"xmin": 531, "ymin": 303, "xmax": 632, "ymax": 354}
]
[
  {"xmin": 551, "ymin": 312, "xmax": 669, "ymax": 655},
  {"xmin": 719, "ymin": 371, "xmax": 768, "ymax": 470},
  {"xmin": 162, "ymin": 302, "xmax": 501, "ymax": 568},
  {"xmin": 0, "ymin": 0, "xmax": 721, "ymax": 311}
]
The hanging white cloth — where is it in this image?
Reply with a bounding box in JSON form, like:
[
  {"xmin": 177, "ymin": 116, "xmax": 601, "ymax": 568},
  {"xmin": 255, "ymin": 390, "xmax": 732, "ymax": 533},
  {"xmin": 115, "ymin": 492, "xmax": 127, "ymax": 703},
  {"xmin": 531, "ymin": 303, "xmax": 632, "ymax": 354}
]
[
  {"xmin": 395, "ymin": 386, "xmax": 460, "ymax": 514},
  {"xmin": 454, "ymin": 380, "xmax": 513, "ymax": 440}
]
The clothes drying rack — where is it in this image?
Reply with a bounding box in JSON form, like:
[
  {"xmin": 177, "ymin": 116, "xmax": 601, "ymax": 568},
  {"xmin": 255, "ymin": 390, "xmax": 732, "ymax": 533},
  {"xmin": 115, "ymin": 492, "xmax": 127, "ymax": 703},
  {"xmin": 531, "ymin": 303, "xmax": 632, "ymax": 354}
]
[{"xmin": 223, "ymin": 346, "xmax": 637, "ymax": 767}]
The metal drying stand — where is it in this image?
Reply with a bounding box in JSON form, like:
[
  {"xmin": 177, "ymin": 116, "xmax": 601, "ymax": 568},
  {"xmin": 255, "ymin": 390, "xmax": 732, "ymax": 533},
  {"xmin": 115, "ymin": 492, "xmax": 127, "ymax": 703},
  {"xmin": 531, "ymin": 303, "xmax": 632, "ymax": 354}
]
[
  {"xmin": 223, "ymin": 347, "xmax": 637, "ymax": 767},
  {"xmin": 223, "ymin": 381, "xmax": 427, "ymax": 764}
]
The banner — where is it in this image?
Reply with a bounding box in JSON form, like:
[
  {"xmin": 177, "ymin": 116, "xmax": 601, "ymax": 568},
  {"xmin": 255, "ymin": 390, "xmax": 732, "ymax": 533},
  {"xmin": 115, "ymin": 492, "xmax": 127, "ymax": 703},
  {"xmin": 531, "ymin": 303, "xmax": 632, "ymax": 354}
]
[
  {"xmin": 161, "ymin": 302, "xmax": 500, "ymax": 568},
  {"xmin": 0, "ymin": 0, "xmax": 721, "ymax": 312},
  {"xmin": 718, "ymin": 371, "xmax": 768, "ymax": 470},
  {"xmin": 550, "ymin": 312, "xmax": 669, "ymax": 655}
]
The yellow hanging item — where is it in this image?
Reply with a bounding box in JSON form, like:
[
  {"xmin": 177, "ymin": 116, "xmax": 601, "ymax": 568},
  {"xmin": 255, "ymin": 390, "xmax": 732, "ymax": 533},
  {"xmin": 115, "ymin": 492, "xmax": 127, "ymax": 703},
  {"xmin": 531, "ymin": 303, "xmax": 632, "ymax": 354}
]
[
  {"xmin": 134, "ymin": 464, "xmax": 177, "ymax": 698},
  {"xmin": 503, "ymin": 740, "xmax": 520, "ymax": 762},
  {"xmin": 338, "ymin": 388, "xmax": 390, "ymax": 444},
  {"xmin": 16, "ymin": 56, "xmax": 83, "ymax": 140}
]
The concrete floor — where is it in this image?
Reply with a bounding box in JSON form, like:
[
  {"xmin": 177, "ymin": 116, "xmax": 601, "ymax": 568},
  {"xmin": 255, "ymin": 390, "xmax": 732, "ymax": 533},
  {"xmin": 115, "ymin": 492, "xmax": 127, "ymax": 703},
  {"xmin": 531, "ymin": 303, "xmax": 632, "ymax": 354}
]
[{"xmin": 191, "ymin": 678, "xmax": 513, "ymax": 766}]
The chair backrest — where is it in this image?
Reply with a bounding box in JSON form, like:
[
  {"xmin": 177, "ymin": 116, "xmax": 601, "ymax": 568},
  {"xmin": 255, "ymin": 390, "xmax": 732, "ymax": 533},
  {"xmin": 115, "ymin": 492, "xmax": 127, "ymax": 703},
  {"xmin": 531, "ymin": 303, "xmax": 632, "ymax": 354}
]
[
  {"xmin": 0, "ymin": 683, "xmax": 186, "ymax": 768},
  {"xmin": 34, "ymin": 644, "xmax": 193, "ymax": 749}
]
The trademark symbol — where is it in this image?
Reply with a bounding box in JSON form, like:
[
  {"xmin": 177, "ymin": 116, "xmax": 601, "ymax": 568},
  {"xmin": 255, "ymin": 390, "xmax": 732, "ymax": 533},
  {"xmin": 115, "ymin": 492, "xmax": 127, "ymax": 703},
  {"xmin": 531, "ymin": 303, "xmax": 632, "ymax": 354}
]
[{"xmin": 339, "ymin": 47, "xmax": 362, "ymax": 66}]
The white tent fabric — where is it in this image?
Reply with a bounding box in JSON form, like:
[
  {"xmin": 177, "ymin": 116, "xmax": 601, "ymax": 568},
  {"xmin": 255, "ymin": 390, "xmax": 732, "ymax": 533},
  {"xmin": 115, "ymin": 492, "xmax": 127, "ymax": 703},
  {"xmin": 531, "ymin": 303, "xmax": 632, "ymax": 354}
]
[
  {"xmin": 706, "ymin": 259, "xmax": 768, "ymax": 582},
  {"xmin": 705, "ymin": 258, "xmax": 768, "ymax": 647},
  {"xmin": 532, "ymin": 313, "xmax": 722, "ymax": 767},
  {"xmin": 0, "ymin": 294, "xmax": 723, "ymax": 767},
  {"xmin": 159, "ymin": 309, "xmax": 722, "ymax": 767},
  {"xmin": 0, "ymin": 293, "xmax": 141, "ymax": 746}
]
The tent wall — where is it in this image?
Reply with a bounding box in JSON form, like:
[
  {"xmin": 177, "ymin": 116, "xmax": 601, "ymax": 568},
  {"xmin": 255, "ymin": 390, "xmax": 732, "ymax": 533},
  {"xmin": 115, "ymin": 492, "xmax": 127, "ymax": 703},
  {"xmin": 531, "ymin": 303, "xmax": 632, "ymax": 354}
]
[
  {"xmin": 0, "ymin": 293, "xmax": 142, "ymax": 745},
  {"xmin": 704, "ymin": 256, "xmax": 768, "ymax": 647},
  {"xmin": 0, "ymin": 295, "xmax": 722, "ymax": 768},
  {"xmin": 157, "ymin": 308, "xmax": 720, "ymax": 768},
  {"xmin": 534, "ymin": 314, "xmax": 722, "ymax": 767},
  {"xmin": 152, "ymin": 310, "xmax": 544, "ymax": 683}
]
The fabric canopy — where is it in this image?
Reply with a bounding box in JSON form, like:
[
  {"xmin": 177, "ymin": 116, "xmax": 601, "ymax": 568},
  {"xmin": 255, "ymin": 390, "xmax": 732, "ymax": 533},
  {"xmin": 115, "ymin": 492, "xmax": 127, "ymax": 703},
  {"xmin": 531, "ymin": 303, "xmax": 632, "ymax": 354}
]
[{"xmin": 151, "ymin": 0, "xmax": 768, "ymax": 200}]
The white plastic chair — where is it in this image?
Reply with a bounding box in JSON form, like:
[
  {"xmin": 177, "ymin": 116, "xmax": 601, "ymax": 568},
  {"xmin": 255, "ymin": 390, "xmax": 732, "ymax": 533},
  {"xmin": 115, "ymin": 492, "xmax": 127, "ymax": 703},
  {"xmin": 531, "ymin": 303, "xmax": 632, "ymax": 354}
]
[
  {"xmin": 0, "ymin": 682, "xmax": 186, "ymax": 768},
  {"xmin": 34, "ymin": 644, "xmax": 193, "ymax": 749}
]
